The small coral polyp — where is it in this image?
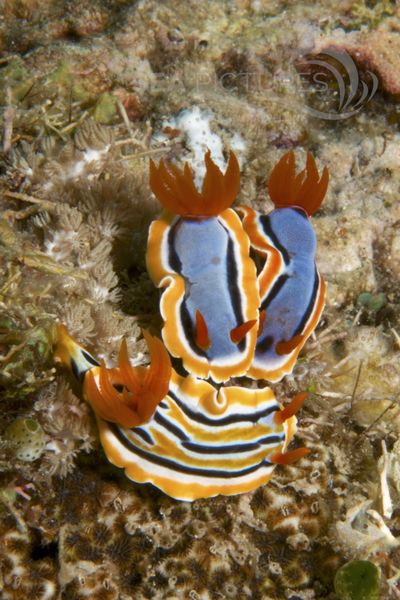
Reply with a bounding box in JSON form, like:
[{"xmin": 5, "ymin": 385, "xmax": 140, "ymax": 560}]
[{"xmin": 55, "ymin": 149, "xmax": 328, "ymax": 501}]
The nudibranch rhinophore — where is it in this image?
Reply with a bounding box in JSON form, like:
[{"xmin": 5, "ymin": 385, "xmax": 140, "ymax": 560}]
[
  {"xmin": 54, "ymin": 325, "xmax": 309, "ymax": 502},
  {"xmin": 146, "ymin": 151, "xmax": 260, "ymax": 383},
  {"xmin": 238, "ymin": 151, "xmax": 328, "ymax": 382},
  {"xmin": 54, "ymin": 324, "xmax": 171, "ymax": 428}
]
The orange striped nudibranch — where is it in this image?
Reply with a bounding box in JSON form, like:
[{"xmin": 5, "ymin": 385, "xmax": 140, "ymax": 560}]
[
  {"xmin": 54, "ymin": 325, "xmax": 309, "ymax": 502},
  {"xmin": 146, "ymin": 151, "xmax": 260, "ymax": 383},
  {"xmin": 237, "ymin": 151, "xmax": 328, "ymax": 382}
]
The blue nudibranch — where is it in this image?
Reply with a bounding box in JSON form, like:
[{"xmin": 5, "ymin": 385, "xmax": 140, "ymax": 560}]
[
  {"xmin": 239, "ymin": 151, "xmax": 328, "ymax": 381},
  {"xmin": 54, "ymin": 149, "xmax": 328, "ymax": 501},
  {"xmin": 147, "ymin": 151, "xmax": 259, "ymax": 382}
]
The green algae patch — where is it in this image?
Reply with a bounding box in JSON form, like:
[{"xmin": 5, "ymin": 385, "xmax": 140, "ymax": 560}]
[
  {"xmin": 47, "ymin": 60, "xmax": 94, "ymax": 104},
  {"xmin": 0, "ymin": 57, "xmax": 34, "ymax": 103},
  {"xmin": 357, "ymin": 292, "xmax": 387, "ymax": 312},
  {"xmin": 0, "ymin": 317, "xmax": 56, "ymax": 399},
  {"xmin": 93, "ymin": 92, "xmax": 118, "ymax": 124},
  {"xmin": 334, "ymin": 560, "xmax": 381, "ymax": 600},
  {"xmin": 47, "ymin": 60, "xmax": 72, "ymax": 87},
  {"xmin": 350, "ymin": 0, "xmax": 395, "ymax": 30}
]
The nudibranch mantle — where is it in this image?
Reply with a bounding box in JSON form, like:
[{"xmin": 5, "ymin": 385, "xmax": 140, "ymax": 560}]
[
  {"xmin": 55, "ymin": 326, "xmax": 307, "ymax": 502},
  {"xmin": 237, "ymin": 150, "xmax": 328, "ymax": 382},
  {"xmin": 98, "ymin": 370, "xmax": 298, "ymax": 501},
  {"xmin": 147, "ymin": 151, "xmax": 259, "ymax": 383}
]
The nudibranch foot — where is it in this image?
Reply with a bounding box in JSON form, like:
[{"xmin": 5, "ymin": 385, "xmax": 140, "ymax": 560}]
[
  {"xmin": 54, "ymin": 323, "xmax": 100, "ymax": 380},
  {"xmin": 147, "ymin": 151, "xmax": 260, "ymax": 383}
]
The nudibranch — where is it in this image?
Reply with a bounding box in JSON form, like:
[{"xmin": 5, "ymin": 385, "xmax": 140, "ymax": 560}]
[
  {"xmin": 238, "ymin": 151, "xmax": 328, "ymax": 382},
  {"xmin": 54, "ymin": 324, "xmax": 172, "ymax": 427},
  {"xmin": 146, "ymin": 151, "xmax": 260, "ymax": 383},
  {"xmin": 54, "ymin": 325, "xmax": 309, "ymax": 501}
]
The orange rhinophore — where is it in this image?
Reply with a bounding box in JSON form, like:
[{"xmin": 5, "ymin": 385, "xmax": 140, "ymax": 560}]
[
  {"xmin": 149, "ymin": 149, "xmax": 240, "ymax": 218},
  {"xmin": 270, "ymin": 392, "xmax": 309, "ymax": 466},
  {"xmin": 84, "ymin": 333, "xmax": 171, "ymax": 428},
  {"xmin": 257, "ymin": 310, "xmax": 267, "ymax": 337},
  {"xmin": 275, "ymin": 334, "xmax": 305, "ymax": 356},
  {"xmin": 268, "ymin": 150, "xmax": 329, "ymax": 216},
  {"xmin": 54, "ymin": 324, "xmax": 171, "ymax": 429}
]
